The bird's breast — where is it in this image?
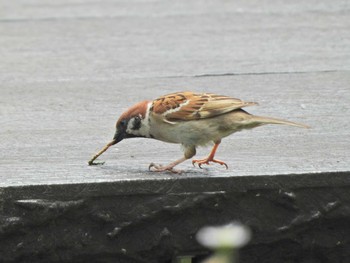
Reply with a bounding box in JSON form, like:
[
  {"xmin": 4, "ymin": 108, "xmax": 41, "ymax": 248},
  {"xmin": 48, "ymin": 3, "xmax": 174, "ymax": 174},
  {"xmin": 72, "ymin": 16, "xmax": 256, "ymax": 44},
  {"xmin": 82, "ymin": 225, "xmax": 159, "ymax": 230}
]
[{"xmin": 148, "ymin": 114, "xmax": 237, "ymax": 146}]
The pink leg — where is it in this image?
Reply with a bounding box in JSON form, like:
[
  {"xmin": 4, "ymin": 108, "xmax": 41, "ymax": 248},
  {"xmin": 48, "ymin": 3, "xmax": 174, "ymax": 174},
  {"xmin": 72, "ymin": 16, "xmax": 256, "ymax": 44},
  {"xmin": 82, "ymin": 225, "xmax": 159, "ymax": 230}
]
[{"xmin": 192, "ymin": 141, "xmax": 228, "ymax": 169}]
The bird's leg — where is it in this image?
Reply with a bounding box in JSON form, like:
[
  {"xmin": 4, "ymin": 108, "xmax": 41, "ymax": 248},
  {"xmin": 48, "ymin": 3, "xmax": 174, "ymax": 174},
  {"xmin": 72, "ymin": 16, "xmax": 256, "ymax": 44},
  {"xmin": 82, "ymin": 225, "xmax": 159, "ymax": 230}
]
[
  {"xmin": 192, "ymin": 140, "xmax": 228, "ymax": 169},
  {"xmin": 149, "ymin": 157, "xmax": 187, "ymax": 174},
  {"xmin": 149, "ymin": 146, "xmax": 196, "ymax": 174}
]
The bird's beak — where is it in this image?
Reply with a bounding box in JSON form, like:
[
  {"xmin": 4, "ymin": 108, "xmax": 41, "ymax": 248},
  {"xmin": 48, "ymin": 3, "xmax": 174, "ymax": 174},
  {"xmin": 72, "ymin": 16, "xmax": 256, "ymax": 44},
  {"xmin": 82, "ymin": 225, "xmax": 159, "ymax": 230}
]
[{"xmin": 113, "ymin": 128, "xmax": 126, "ymax": 144}]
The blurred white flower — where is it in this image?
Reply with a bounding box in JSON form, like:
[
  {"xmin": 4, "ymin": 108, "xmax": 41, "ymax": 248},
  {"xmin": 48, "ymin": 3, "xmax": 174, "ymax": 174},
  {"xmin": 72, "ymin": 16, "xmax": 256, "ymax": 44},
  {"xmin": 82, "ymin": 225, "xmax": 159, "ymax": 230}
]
[{"xmin": 196, "ymin": 222, "xmax": 251, "ymax": 249}]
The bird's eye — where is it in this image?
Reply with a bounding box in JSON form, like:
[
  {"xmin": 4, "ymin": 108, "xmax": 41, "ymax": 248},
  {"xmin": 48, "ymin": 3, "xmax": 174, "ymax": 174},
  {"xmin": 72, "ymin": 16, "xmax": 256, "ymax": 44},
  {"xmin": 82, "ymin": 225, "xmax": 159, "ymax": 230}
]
[{"xmin": 120, "ymin": 119, "xmax": 127, "ymax": 127}]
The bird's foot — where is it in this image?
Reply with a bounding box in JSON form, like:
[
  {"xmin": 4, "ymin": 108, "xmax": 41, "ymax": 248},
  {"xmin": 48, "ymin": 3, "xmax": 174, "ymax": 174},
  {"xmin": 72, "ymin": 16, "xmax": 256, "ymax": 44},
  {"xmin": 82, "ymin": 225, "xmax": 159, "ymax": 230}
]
[
  {"xmin": 192, "ymin": 157, "xmax": 228, "ymax": 169},
  {"xmin": 148, "ymin": 163, "xmax": 182, "ymax": 174}
]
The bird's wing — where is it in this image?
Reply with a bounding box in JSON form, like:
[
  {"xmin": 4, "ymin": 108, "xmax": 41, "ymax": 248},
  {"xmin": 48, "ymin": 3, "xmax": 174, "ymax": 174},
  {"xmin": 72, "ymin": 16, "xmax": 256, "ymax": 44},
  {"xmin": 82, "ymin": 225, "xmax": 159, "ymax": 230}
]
[{"xmin": 151, "ymin": 91, "xmax": 258, "ymax": 122}]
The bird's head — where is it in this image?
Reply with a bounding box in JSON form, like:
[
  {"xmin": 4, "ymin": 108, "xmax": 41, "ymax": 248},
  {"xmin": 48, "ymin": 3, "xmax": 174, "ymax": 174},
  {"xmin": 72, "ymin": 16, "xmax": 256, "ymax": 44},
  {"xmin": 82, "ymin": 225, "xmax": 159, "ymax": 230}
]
[{"xmin": 111, "ymin": 100, "xmax": 151, "ymax": 145}]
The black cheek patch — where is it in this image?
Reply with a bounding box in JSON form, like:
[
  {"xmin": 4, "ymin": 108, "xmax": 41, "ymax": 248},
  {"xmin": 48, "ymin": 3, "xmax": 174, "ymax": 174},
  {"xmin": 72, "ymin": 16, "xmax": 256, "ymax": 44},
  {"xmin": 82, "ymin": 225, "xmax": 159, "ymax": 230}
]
[{"xmin": 131, "ymin": 117, "xmax": 142, "ymax": 130}]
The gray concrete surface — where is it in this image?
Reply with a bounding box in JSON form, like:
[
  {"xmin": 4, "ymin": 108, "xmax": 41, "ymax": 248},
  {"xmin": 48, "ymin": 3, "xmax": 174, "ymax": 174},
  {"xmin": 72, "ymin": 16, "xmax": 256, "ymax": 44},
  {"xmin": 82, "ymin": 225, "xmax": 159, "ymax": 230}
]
[{"xmin": 1, "ymin": 0, "xmax": 350, "ymax": 186}]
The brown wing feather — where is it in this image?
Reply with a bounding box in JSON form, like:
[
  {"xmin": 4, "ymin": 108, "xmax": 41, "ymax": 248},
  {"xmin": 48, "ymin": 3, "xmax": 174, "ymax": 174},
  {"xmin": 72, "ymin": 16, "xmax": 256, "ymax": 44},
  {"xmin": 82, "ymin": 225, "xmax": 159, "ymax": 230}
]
[
  {"xmin": 152, "ymin": 91, "xmax": 257, "ymax": 122},
  {"xmin": 151, "ymin": 92, "xmax": 189, "ymax": 115}
]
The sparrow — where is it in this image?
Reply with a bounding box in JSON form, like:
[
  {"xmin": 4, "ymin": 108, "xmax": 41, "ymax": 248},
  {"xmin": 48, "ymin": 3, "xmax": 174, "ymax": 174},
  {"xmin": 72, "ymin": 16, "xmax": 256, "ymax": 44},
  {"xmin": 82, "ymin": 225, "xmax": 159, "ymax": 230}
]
[{"xmin": 88, "ymin": 91, "xmax": 309, "ymax": 173}]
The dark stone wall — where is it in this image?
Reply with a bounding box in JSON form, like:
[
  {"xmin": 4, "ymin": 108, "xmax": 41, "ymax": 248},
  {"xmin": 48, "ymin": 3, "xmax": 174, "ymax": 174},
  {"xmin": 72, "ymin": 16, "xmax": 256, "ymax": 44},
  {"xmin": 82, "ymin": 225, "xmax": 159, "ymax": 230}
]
[{"xmin": 1, "ymin": 172, "xmax": 349, "ymax": 263}]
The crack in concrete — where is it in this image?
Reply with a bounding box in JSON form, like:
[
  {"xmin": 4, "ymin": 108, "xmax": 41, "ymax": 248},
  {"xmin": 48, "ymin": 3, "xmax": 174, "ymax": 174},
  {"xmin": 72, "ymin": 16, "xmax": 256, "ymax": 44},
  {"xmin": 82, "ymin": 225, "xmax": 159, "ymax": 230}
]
[{"xmin": 163, "ymin": 69, "xmax": 345, "ymax": 79}]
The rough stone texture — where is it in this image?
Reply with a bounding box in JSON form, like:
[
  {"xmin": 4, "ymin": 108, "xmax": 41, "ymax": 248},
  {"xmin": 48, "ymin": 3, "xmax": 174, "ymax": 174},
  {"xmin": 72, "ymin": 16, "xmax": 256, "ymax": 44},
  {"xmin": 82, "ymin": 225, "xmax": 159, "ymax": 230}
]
[
  {"xmin": 0, "ymin": 0, "xmax": 350, "ymax": 262},
  {"xmin": 1, "ymin": 173, "xmax": 350, "ymax": 263}
]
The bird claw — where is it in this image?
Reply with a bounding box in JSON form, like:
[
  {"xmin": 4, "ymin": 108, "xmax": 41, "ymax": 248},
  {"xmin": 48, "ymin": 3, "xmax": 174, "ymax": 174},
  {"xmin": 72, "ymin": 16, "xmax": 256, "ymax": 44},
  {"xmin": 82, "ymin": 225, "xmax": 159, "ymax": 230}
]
[
  {"xmin": 149, "ymin": 162, "xmax": 161, "ymax": 171},
  {"xmin": 192, "ymin": 158, "xmax": 228, "ymax": 169},
  {"xmin": 149, "ymin": 163, "xmax": 182, "ymax": 174}
]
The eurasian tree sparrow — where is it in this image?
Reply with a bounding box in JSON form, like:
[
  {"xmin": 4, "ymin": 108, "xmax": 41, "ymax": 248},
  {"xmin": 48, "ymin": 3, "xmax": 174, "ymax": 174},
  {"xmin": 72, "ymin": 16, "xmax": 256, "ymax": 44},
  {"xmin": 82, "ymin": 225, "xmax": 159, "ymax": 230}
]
[{"xmin": 88, "ymin": 91, "xmax": 309, "ymax": 173}]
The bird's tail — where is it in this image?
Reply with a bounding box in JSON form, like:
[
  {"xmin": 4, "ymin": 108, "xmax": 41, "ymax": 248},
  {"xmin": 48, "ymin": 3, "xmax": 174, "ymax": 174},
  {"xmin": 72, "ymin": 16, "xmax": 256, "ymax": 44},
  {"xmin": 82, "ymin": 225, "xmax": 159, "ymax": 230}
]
[{"xmin": 249, "ymin": 115, "xmax": 310, "ymax": 129}]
